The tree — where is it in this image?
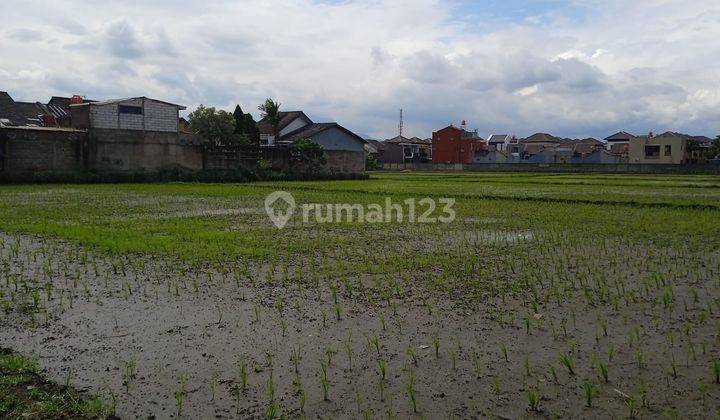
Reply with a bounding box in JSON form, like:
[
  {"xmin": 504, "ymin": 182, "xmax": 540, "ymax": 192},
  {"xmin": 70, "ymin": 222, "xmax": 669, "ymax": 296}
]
[
  {"xmin": 232, "ymin": 105, "xmax": 246, "ymax": 135},
  {"xmin": 188, "ymin": 105, "xmax": 240, "ymax": 146},
  {"xmin": 289, "ymin": 138, "xmax": 326, "ymax": 174},
  {"xmin": 710, "ymin": 135, "xmax": 720, "ymax": 159},
  {"xmin": 258, "ymin": 98, "xmax": 282, "ymax": 137},
  {"xmin": 244, "ymin": 113, "xmax": 260, "ymax": 143}
]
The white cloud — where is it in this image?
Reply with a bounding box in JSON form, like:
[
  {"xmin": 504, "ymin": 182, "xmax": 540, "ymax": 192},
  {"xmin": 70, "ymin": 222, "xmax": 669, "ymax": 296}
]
[{"xmin": 0, "ymin": 0, "xmax": 718, "ymax": 139}]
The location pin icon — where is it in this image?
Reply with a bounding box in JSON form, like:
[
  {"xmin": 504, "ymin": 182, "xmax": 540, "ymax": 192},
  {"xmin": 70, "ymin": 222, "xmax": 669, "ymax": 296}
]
[{"xmin": 265, "ymin": 191, "xmax": 296, "ymax": 229}]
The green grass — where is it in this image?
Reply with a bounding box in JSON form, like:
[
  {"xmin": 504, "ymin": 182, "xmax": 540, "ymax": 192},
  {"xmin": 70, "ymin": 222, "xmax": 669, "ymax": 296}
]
[
  {"xmin": 0, "ymin": 349, "xmax": 113, "ymax": 419},
  {"xmin": 0, "ymin": 172, "xmax": 718, "ymax": 264}
]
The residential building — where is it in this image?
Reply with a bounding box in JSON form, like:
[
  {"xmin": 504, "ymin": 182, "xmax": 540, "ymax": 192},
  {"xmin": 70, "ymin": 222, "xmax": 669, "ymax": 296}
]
[
  {"xmin": 432, "ymin": 122, "xmax": 484, "ymax": 164},
  {"xmin": 628, "ymin": 132, "xmax": 688, "ymax": 164},
  {"xmin": 604, "ymin": 131, "xmax": 634, "ymax": 155},
  {"xmin": 486, "ymin": 134, "xmax": 517, "ymax": 152},
  {"xmin": 257, "ymin": 111, "xmax": 313, "ymax": 146},
  {"xmin": 384, "ymin": 136, "xmax": 432, "ymax": 163},
  {"xmin": 69, "ymin": 97, "xmax": 185, "ymax": 132},
  {"xmin": 0, "ymin": 91, "xmax": 94, "ymax": 128}
]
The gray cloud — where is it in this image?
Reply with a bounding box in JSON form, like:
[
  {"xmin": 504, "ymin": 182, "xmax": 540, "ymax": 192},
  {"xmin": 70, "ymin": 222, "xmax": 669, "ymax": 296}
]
[{"xmin": 0, "ymin": 0, "xmax": 718, "ymax": 139}]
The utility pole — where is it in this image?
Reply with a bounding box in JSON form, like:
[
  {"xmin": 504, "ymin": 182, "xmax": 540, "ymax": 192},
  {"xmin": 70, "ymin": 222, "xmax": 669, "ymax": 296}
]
[{"xmin": 398, "ymin": 109, "xmax": 403, "ymax": 138}]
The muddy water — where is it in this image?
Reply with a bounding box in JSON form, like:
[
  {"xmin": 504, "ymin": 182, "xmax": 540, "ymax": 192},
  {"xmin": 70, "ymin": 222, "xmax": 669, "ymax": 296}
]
[{"xmin": 1, "ymin": 232, "xmax": 719, "ymax": 419}]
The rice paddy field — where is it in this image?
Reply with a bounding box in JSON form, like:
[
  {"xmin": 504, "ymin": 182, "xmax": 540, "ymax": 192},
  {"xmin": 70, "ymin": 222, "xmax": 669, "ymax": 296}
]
[{"xmin": 1, "ymin": 171, "xmax": 720, "ymax": 419}]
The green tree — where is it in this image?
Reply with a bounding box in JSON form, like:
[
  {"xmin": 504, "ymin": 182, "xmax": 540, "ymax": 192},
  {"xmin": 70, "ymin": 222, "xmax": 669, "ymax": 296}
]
[
  {"xmin": 244, "ymin": 113, "xmax": 260, "ymax": 144},
  {"xmin": 232, "ymin": 105, "xmax": 246, "ymax": 135},
  {"xmin": 710, "ymin": 135, "xmax": 720, "ymax": 159},
  {"xmin": 289, "ymin": 138, "xmax": 326, "ymax": 174},
  {"xmin": 258, "ymin": 98, "xmax": 282, "ymax": 138},
  {"xmin": 188, "ymin": 105, "xmax": 241, "ymax": 146}
]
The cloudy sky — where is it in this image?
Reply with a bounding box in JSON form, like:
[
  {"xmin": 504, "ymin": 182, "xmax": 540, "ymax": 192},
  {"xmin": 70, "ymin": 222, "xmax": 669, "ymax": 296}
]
[{"xmin": 1, "ymin": 0, "xmax": 719, "ymax": 139}]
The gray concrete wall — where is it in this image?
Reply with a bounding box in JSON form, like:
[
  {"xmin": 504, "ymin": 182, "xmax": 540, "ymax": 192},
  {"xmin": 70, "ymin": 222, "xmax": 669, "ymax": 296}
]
[
  {"xmin": 381, "ymin": 162, "xmax": 720, "ymax": 174},
  {"xmin": 0, "ymin": 127, "xmax": 85, "ymax": 174},
  {"xmin": 311, "ymin": 127, "xmax": 366, "ymax": 151},
  {"xmin": 89, "ymin": 128, "xmax": 203, "ymax": 173},
  {"xmin": 325, "ymin": 150, "xmax": 366, "ymax": 173}
]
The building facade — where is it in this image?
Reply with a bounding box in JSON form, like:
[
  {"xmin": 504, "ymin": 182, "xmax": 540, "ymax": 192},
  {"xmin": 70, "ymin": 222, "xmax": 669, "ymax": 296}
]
[
  {"xmin": 432, "ymin": 124, "xmax": 484, "ymax": 164},
  {"xmin": 628, "ymin": 132, "xmax": 688, "ymax": 164}
]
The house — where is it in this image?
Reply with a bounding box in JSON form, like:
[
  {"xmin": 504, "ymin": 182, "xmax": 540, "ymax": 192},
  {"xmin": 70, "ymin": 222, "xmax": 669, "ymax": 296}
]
[
  {"xmin": 526, "ymin": 146, "xmax": 574, "ymax": 164},
  {"xmin": 256, "ymin": 111, "xmax": 367, "ymax": 173},
  {"xmin": 604, "ymin": 131, "xmax": 635, "ymax": 155},
  {"xmin": 518, "ymin": 133, "xmax": 562, "ymax": 158},
  {"xmin": 432, "ymin": 122, "xmax": 484, "ymax": 164},
  {"xmin": 257, "ymin": 111, "xmax": 313, "ymax": 146},
  {"xmin": 384, "ymin": 136, "xmax": 432, "ymax": 163},
  {"xmin": 628, "ymin": 132, "xmax": 688, "ymax": 164},
  {"xmin": 69, "ymin": 97, "xmax": 185, "ymax": 132},
  {"xmin": 0, "ymin": 91, "xmax": 95, "ymax": 128},
  {"xmin": 486, "ymin": 134, "xmax": 518, "ymax": 152}
]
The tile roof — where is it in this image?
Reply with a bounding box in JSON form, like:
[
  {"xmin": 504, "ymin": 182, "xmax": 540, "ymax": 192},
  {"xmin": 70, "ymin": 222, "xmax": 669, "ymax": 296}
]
[
  {"xmin": 488, "ymin": 134, "xmax": 511, "ymax": 143},
  {"xmin": 521, "ymin": 133, "xmax": 562, "ymax": 144},
  {"xmin": 257, "ymin": 111, "xmax": 312, "ymax": 135},
  {"xmin": 385, "ymin": 135, "xmax": 431, "ymax": 145},
  {"xmin": 604, "ymin": 131, "xmax": 635, "ymax": 141},
  {"xmin": 280, "ymin": 122, "xmax": 366, "ymax": 144}
]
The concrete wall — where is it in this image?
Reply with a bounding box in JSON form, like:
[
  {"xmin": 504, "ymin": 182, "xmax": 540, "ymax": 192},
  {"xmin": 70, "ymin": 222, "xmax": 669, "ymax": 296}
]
[
  {"xmin": 0, "ymin": 127, "xmax": 85, "ymax": 174},
  {"xmin": 324, "ymin": 150, "xmax": 365, "ymax": 173},
  {"xmin": 380, "ymin": 162, "xmax": 720, "ymax": 174},
  {"xmin": 1, "ymin": 126, "xmax": 366, "ymax": 181},
  {"xmin": 90, "ymin": 98, "xmax": 180, "ymax": 133},
  {"xmin": 89, "ymin": 128, "xmax": 203, "ymax": 173},
  {"xmin": 311, "ymin": 127, "xmax": 366, "ymax": 151}
]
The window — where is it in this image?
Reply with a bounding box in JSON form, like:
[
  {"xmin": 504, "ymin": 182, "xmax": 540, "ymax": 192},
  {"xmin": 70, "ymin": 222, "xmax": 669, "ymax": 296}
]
[
  {"xmin": 644, "ymin": 145, "xmax": 660, "ymax": 158},
  {"xmin": 664, "ymin": 145, "xmax": 672, "ymax": 156},
  {"xmin": 118, "ymin": 105, "xmax": 143, "ymax": 115},
  {"xmin": 260, "ymin": 134, "xmax": 274, "ymax": 146}
]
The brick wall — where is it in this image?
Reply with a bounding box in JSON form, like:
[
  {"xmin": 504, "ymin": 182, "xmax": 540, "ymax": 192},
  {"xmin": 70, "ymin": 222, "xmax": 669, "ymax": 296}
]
[{"xmin": 90, "ymin": 99, "xmax": 179, "ymax": 133}]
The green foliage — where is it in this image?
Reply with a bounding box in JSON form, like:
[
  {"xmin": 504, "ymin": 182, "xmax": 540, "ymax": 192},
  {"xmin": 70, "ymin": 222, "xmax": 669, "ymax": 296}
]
[
  {"xmin": 188, "ymin": 105, "xmax": 246, "ymax": 146},
  {"xmin": 258, "ymin": 98, "xmax": 282, "ymax": 137},
  {"xmin": 289, "ymin": 138, "xmax": 327, "ymax": 175},
  {"xmin": 0, "ymin": 349, "xmax": 112, "ymax": 419}
]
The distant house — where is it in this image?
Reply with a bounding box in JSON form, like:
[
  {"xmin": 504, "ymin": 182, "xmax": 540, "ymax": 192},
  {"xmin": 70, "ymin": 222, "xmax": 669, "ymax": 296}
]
[
  {"xmin": 604, "ymin": 131, "xmax": 635, "ymax": 156},
  {"xmin": 384, "ymin": 136, "xmax": 432, "ymax": 163},
  {"xmin": 255, "ymin": 111, "xmax": 366, "ymax": 173},
  {"xmin": 0, "ymin": 91, "xmax": 95, "ymax": 128},
  {"xmin": 628, "ymin": 132, "xmax": 688, "ymax": 164},
  {"xmin": 432, "ymin": 122, "xmax": 484, "ymax": 164},
  {"xmin": 69, "ymin": 97, "xmax": 185, "ymax": 133},
  {"xmin": 486, "ymin": 134, "xmax": 517, "ymax": 152},
  {"xmin": 257, "ymin": 111, "xmax": 314, "ymax": 146},
  {"xmin": 519, "ymin": 133, "xmax": 562, "ymax": 158}
]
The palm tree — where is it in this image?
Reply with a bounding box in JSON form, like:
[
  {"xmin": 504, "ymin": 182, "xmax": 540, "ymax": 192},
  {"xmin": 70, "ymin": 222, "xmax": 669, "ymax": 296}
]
[{"xmin": 259, "ymin": 98, "xmax": 282, "ymax": 138}]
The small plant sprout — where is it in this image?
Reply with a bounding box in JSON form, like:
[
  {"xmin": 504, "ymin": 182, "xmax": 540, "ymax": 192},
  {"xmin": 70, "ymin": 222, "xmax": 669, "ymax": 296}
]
[
  {"xmin": 712, "ymin": 359, "xmax": 720, "ymax": 384},
  {"xmin": 377, "ymin": 359, "xmax": 387, "ymax": 401},
  {"xmin": 175, "ymin": 373, "xmax": 188, "ymax": 418},
  {"xmin": 406, "ymin": 367, "xmax": 418, "ymax": 413},
  {"xmin": 498, "ymin": 341, "xmax": 509, "ymax": 363},
  {"xmin": 582, "ymin": 380, "xmax": 599, "ymax": 408},
  {"xmin": 527, "ymin": 387, "xmax": 540, "ymax": 412},
  {"xmin": 433, "ymin": 333, "xmax": 440, "ymax": 358},
  {"xmin": 595, "ymin": 359, "xmax": 609, "ymax": 383},
  {"xmin": 559, "ymin": 353, "xmax": 574, "ymax": 375},
  {"xmin": 320, "ymin": 359, "xmax": 330, "ymax": 401}
]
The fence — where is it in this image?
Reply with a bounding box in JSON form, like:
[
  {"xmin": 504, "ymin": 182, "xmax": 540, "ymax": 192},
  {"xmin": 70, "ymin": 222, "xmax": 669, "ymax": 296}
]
[{"xmin": 380, "ymin": 162, "xmax": 720, "ymax": 174}]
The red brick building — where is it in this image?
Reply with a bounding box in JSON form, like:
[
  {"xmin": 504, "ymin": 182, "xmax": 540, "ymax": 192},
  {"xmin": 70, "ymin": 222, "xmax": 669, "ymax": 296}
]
[{"xmin": 431, "ymin": 124, "xmax": 484, "ymax": 164}]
